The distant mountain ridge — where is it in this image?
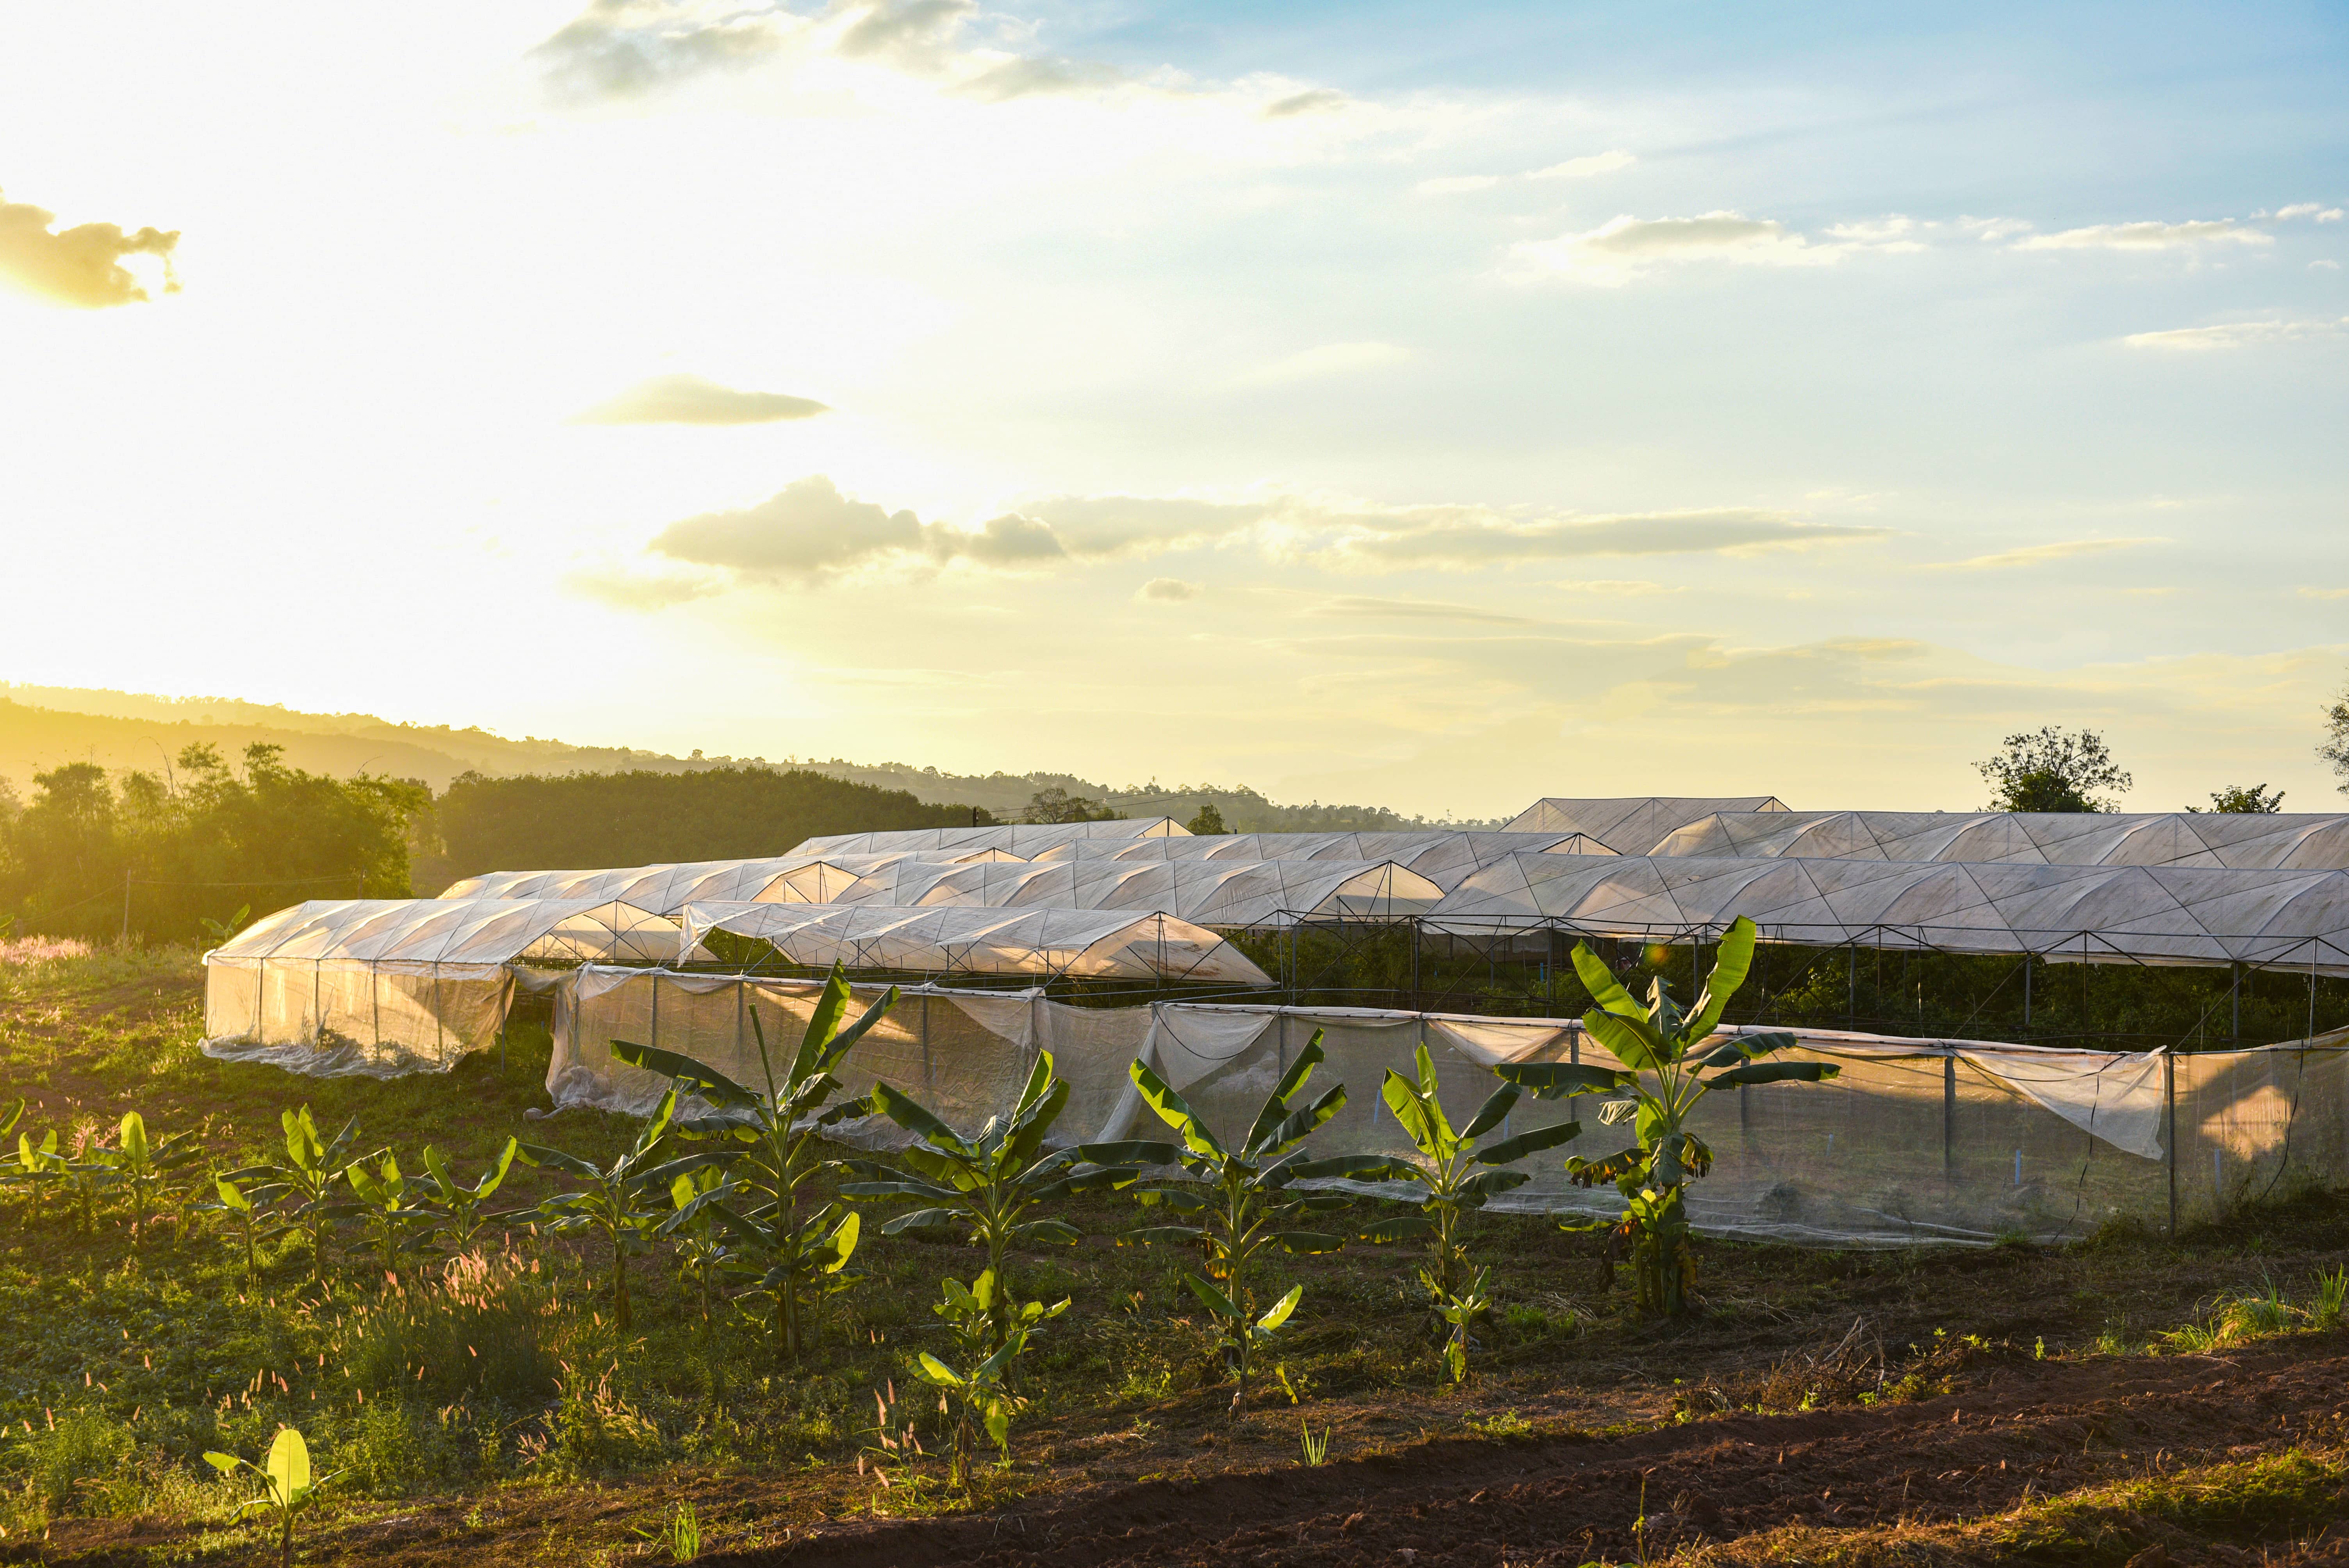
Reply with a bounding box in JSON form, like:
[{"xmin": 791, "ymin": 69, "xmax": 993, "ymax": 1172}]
[{"xmin": 0, "ymin": 684, "xmax": 1503, "ymax": 832}]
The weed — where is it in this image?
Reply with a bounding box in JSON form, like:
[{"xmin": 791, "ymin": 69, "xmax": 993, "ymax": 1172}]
[
  {"xmin": 20, "ymin": 1406, "xmax": 133, "ymax": 1517},
  {"xmin": 633, "ymin": 1498, "xmax": 702, "ymax": 1561},
  {"xmin": 1298, "ymin": 1419, "xmax": 1330, "ymax": 1466}
]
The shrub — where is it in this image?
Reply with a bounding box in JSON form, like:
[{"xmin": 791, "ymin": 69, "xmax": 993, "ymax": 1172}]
[{"xmin": 18, "ymin": 1406, "xmax": 133, "ymax": 1517}]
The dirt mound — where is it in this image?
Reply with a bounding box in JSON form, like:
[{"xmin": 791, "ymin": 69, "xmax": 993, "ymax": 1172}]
[{"xmin": 722, "ymin": 1342, "xmax": 2349, "ymax": 1568}]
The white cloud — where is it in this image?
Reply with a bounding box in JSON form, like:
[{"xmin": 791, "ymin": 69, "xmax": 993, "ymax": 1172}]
[
  {"xmin": 2122, "ymin": 317, "xmax": 2348, "ymax": 351},
  {"xmin": 0, "ymin": 187, "xmax": 178, "ymax": 308},
  {"xmin": 1237, "ymin": 340, "xmax": 1412, "ymax": 384},
  {"xmin": 531, "ymin": 0, "xmax": 1130, "ymax": 103},
  {"xmin": 2013, "ymin": 219, "xmax": 2271, "ymax": 252},
  {"xmin": 570, "ymin": 373, "xmax": 831, "ymax": 424},
  {"xmin": 1528, "ymin": 150, "xmax": 1635, "ymax": 180},
  {"xmin": 1260, "ymin": 88, "xmax": 1346, "ymax": 118},
  {"xmin": 1958, "ymin": 216, "xmax": 2035, "ymax": 242},
  {"xmin": 651, "ymin": 475, "xmax": 1065, "ymax": 583},
  {"xmin": 1927, "ymin": 538, "xmax": 2161, "ymax": 571},
  {"xmin": 1315, "ymin": 596, "xmax": 1536, "ymax": 625},
  {"xmin": 2315, "ymin": 260, "xmax": 2342, "ymax": 271},
  {"xmin": 1508, "ymin": 210, "xmax": 1914, "ymax": 284},
  {"xmin": 2297, "ymin": 586, "xmax": 2349, "ymax": 600},
  {"xmin": 1415, "ymin": 175, "xmax": 1501, "ymax": 197},
  {"xmin": 1135, "ymin": 577, "xmax": 1201, "ymax": 602},
  {"xmin": 2273, "ymin": 203, "xmax": 2344, "ymax": 222}
]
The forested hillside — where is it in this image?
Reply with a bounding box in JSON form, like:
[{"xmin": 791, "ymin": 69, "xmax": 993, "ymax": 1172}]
[{"xmin": 425, "ymin": 768, "xmax": 987, "ymax": 891}]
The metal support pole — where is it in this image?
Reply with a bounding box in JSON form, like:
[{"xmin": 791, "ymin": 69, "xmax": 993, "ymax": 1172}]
[
  {"xmin": 2023, "ymin": 956, "xmax": 2032, "ymax": 1031},
  {"xmin": 1411, "ymin": 917, "xmax": 1420, "ymax": 1013},
  {"xmin": 1847, "ymin": 944, "xmax": 1857, "ymax": 1028},
  {"xmin": 920, "ymin": 992, "xmax": 933, "ymax": 1096},
  {"xmin": 2164, "ymin": 1048, "xmax": 2178, "ymax": 1238},
  {"xmin": 1943, "ymin": 1050, "xmax": 1956, "ymax": 1178},
  {"xmin": 2231, "ymin": 962, "xmax": 2242, "ymax": 1044},
  {"xmin": 120, "ymin": 871, "xmax": 132, "ymax": 945}
]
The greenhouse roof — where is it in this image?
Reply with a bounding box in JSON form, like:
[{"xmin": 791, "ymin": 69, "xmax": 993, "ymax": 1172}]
[
  {"xmin": 207, "ymin": 898, "xmax": 687, "ymax": 971},
  {"xmin": 1032, "ymin": 829, "xmax": 1618, "ymax": 882},
  {"xmin": 1501, "ymin": 797, "xmax": 1792, "ymax": 849},
  {"xmin": 1425, "ymin": 854, "xmax": 2349, "ymax": 974},
  {"xmin": 1651, "ymin": 810, "xmax": 2349, "ymax": 870},
  {"xmin": 679, "ymin": 903, "xmax": 1270, "ymax": 985},
  {"xmin": 790, "ymin": 818, "xmax": 1190, "ymax": 857},
  {"xmin": 833, "ymin": 857, "xmax": 1446, "ymax": 926}
]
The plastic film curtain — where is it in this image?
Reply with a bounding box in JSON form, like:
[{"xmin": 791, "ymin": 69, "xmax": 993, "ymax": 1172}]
[{"xmin": 541, "ymin": 967, "xmax": 2349, "ymax": 1246}]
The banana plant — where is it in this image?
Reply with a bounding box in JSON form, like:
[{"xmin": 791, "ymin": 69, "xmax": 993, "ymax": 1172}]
[
  {"xmin": 103, "ymin": 1112, "xmax": 205, "ymax": 1249},
  {"xmin": 1357, "ymin": 1043, "xmax": 1582, "ymax": 1380},
  {"xmin": 844, "ymin": 1050, "xmax": 1130, "ymax": 1359},
  {"xmin": 418, "ymin": 1138, "xmax": 520, "ymax": 1253},
  {"xmin": 2, "ymin": 1126, "xmax": 60, "ymax": 1228},
  {"xmin": 909, "ymin": 1269, "xmax": 1062, "ymax": 1489},
  {"xmin": 201, "ymin": 1174, "xmax": 292, "ymax": 1285},
  {"xmin": 657, "ymin": 1164, "xmax": 738, "ymax": 1329},
  {"xmin": 610, "ymin": 966, "xmax": 896, "ymax": 1360},
  {"xmin": 521, "ymin": 1087, "xmax": 718, "ymax": 1333},
  {"xmin": 343, "ymin": 1153, "xmax": 435, "ymax": 1279},
  {"xmin": 55, "ymin": 1131, "xmax": 121, "ymax": 1234},
  {"xmin": 226, "ymin": 1106, "xmax": 367, "ymax": 1281},
  {"xmin": 197, "ymin": 903, "xmax": 251, "ymax": 946},
  {"xmin": 1495, "ymin": 915, "xmax": 1839, "ymax": 1317},
  {"xmin": 1089, "ymin": 1030, "xmax": 1379, "ymax": 1413},
  {"xmin": 205, "ymin": 1426, "xmax": 337, "ymax": 1568}
]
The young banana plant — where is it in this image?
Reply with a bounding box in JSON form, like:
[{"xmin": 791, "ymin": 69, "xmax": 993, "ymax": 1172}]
[
  {"xmin": 521, "ymin": 1087, "xmax": 718, "ymax": 1334},
  {"xmin": 342, "ymin": 1153, "xmax": 435, "ymax": 1279},
  {"xmin": 1496, "ymin": 915, "xmax": 1839, "ymax": 1317},
  {"xmin": 4, "ymin": 1128, "xmax": 62, "ymax": 1228},
  {"xmin": 1089, "ymin": 1030, "xmax": 1379, "ymax": 1413},
  {"xmin": 225, "ymin": 1106, "xmax": 367, "ymax": 1281},
  {"xmin": 844, "ymin": 1049, "xmax": 1131, "ymax": 1359},
  {"xmin": 201, "ymin": 1174, "xmax": 293, "ymax": 1286},
  {"xmin": 1358, "ymin": 1043, "xmax": 1582, "ymax": 1381},
  {"xmin": 205, "ymin": 1427, "xmax": 337, "ymax": 1568},
  {"xmin": 909, "ymin": 1268, "xmax": 1063, "ymax": 1490},
  {"xmin": 418, "ymin": 1138, "xmax": 520, "ymax": 1254},
  {"xmin": 610, "ymin": 964, "xmax": 897, "ymax": 1360},
  {"xmin": 105, "ymin": 1111, "xmax": 205, "ymax": 1249},
  {"xmin": 657, "ymin": 1165, "xmax": 738, "ymax": 1329}
]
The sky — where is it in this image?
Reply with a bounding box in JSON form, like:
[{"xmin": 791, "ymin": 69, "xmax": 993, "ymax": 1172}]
[{"xmin": 1, "ymin": 0, "xmax": 2344, "ymax": 819}]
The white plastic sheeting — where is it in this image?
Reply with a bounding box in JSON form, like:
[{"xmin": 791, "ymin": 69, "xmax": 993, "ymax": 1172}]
[
  {"xmin": 679, "ymin": 902, "xmax": 1271, "ymax": 985},
  {"xmin": 202, "ymin": 898, "xmax": 686, "ymax": 1075},
  {"xmin": 545, "ymin": 965, "xmax": 2348, "ymax": 1244},
  {"xmin": 831, "ymin": 857, "xmax": 1446, "ymax": 926},
  {"xmin": 1033, "ymin": 830, "xmax": 1620, "ymax": 882},
  {"xmin": 1427, "ymin": 855, "xmax": 2349, "ymax": 974},
  {"xmin": 437, "ymin": 853, "xmax": 925, "ymax": 912},
  {"xmin": 1502, "ymin": 797, "xmax": 1791, "ymax": 849},
  {"xmin": 1652, "ymin": 810, "xmax": 2349, "ymax": 870},
  {"xmin": 792, "ymin": 819, "xmax": 1189, "ymax": 857}
]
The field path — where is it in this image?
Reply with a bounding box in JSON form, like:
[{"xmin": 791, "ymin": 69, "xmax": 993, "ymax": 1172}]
[{"xmin": 724, "ymin": 1340, "xmax": 2349, "ymax": 1568}]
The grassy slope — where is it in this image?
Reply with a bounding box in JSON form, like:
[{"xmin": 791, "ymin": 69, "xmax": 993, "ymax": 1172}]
[{"xmin": 2, "ymin": 949, "xmax": 2348, "ymax": 1564}]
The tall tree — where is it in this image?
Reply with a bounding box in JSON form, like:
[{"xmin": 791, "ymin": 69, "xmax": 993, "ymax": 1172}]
[
  {"xmin": 1974, "ymin": 726, "xmax": 2131, "ymax": 813},
  {"xmin": 2192, "ymin": 785, "xmax": 2285, "ymax": 814},
  {"xmin": 2323, "ymin": 673, "xmax": 2349, "ymax": 796}
]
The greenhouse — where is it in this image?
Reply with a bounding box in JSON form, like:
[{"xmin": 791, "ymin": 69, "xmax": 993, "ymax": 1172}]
[
  {"xmin": 829, "ymin": 856, "xmax": 1448, "ymax": 925},
  {"xmin": 1424, "ymin": 853, "xmax": 2349, "ymax": 973},
  {"xmin": 542, "ymin": 963, "xmax": 2349, "ymax": 1245},
  {"xmin": 1649, "ymin": 808, "xmax": 2349, "ymax": 869},
  {"xmin": 437, "ymin": 852, "xmax": 916, "ymax": 913},
  {"xmin": 678, "ymin": 902, "xmax": 1269, "ymax": 985},
  {"xmin": 202, "ymin": 898, "xmax": 690, "ymax": 1074}
]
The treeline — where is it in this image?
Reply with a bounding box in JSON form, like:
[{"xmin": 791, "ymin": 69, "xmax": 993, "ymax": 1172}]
[
  {"xmin": 0, "ymin": 745, "xmax": 421, "ymax": 944},
  {"xmin": 422, "ymin": 767, "xmax": 989, "ymax": 891},
  {"xmin": 0, "ymin": 755, "xmax": 993, "ymax": 942}
]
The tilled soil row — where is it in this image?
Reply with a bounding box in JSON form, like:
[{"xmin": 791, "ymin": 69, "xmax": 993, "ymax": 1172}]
[{"xmin": 727, "ymin": 1343, "xmax": 2349, "ymax": 1568}]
